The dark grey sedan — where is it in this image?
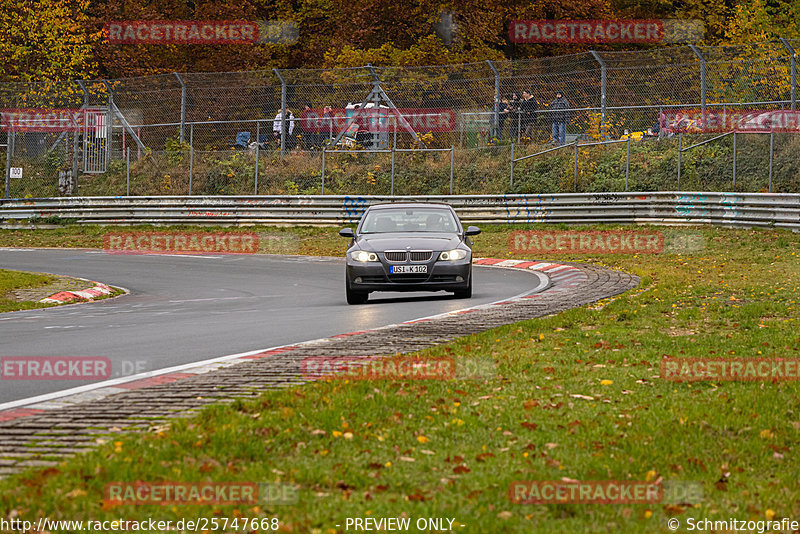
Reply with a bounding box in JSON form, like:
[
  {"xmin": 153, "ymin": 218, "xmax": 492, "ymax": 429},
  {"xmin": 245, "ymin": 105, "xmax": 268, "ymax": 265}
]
[{"xmin": 339, "ymin": 203, "xmax": 480, "ymax": 304}]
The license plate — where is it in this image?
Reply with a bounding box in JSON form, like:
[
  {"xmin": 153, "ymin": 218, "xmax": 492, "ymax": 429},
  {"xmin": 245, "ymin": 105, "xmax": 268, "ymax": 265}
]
[{"xmin": 390, "ymin": 265, "xmax": 427, "ymax": 274}]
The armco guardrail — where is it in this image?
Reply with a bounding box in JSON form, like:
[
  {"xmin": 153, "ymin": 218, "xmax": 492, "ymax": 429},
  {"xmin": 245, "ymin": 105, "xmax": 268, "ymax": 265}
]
[{"xmin": 1, "ymin": 193, "xmax": 799, "ymax": 231}]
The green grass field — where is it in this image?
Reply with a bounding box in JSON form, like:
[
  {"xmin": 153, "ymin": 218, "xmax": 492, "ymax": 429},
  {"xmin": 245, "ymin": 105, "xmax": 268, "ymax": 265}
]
[
  {"xmin": 1, "ymin": 225, "xmax": 799, "ymax": 533},
  {"xmin": 0, "ymin": 269, "xmax": 58, "ymax": 313}
]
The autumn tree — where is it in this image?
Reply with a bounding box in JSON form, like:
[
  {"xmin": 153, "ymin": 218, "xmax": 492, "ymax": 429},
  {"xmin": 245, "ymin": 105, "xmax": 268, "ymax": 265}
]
[
  {"xmin": 0, "ymin": 0, "xmax": 98, "ymax": 83},
  {"xmin": 724, "ymin": 0, "xmax": 800, "ymax": 42}
]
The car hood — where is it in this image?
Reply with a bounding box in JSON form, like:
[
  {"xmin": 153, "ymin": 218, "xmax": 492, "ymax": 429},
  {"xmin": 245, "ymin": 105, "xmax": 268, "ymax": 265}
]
[{"xmin": 356, "ymin": 233, "xmax": 463, "ymax": 252}]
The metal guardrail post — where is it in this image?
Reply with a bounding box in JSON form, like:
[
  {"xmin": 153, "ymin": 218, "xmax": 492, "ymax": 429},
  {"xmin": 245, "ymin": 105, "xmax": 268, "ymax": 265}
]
[
  {"xmin": 769, "ymin": 130, "xmax": 774, "ymax": 193},
  {"xmin": 625, "ymin": 137, "xmax": 630, "ymax": 191},
  {"xmin": 188, "ymin": 124, "xmax": 194, "ymax": 195},
  {"xmin": 449, "ymin": 146, "xmax": 454, "ymax": 195},
  {"xmin": 689, "ymin": 45, "xmax": 707, "ymax": 124},
  {"xmin": 677, "ymin": 133, "xmax": 682, "ymax": 190},
  {"xmin": 273, "ymin": 68, "xmax": 287, "ymax": 158},
  {"xmin": 573, "ymin": 139, "xmax": 579, "ymax": 192},
  {"xmin": 254, "ymin": 121, "xmax": 260, "ymax": 195},
  {"xmin": 174, "ymin": 73, "xmax": 186, "ymax": 143},
  {"xmin": 590, "ymin": 51, "xmax": 607, "ymax": 137},
  {"xmin": 732, "ymin": 131, "xmax": 737, "ymax": 187},
  {"xmin": 509, "ymin": 143, "xmax": 514, "ymax": 187},
  {"xmin": 126, "ymin": 147, "xmax": 130, "ymax": 196},
  {"xmin": 780, "ymin": 38, "xmax": 797, "ymax": 111}
]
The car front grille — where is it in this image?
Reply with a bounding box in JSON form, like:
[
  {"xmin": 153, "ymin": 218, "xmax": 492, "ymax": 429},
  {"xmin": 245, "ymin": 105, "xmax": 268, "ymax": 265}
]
[
  {"xmin": 384, "ymin": 251, "xmax": 407, "ymax": 262},
  {"xmin": 383, "ymin": 250, "xmax": 433, "ymax": 262}
]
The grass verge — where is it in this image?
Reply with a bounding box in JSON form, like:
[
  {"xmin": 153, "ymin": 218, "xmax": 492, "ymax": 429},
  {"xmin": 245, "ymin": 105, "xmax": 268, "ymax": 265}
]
[
  {"xmin": 0, "ymin": 269, "xmax": 58, "ymax": 313},
  {"xmin": 0, "ymin": 226, "xmax": 799, "ymax": 533}
]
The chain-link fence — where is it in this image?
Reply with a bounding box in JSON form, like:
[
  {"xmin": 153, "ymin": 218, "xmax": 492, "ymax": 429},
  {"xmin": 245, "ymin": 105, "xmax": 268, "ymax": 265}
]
[{"xmin": 2, "ymin": 38, "xmax": 798, "ymax": 199}]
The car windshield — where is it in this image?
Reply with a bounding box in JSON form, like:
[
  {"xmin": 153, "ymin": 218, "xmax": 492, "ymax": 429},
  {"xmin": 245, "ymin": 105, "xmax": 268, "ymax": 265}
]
[{"xmin": 360, "ymin": 208, "xmax": 459, "ymax": 234}]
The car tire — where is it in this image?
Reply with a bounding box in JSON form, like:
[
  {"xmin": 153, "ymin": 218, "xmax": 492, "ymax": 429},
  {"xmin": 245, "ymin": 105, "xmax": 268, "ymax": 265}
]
[
  {"xmin": 453, "ymin": 275, "xmax": 472, "ymax": 299},
  {"xmin": 346, "ymin": 277, "xmax": 369, "ymax": 305}
]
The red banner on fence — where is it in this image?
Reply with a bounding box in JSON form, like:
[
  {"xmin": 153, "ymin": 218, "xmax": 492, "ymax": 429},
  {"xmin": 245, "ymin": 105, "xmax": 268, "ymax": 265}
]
[
  {"xmin": 509, "ymin": 20, "xmax": 664, "ymax": 43},
  {"xmin": 299, "ymin": 108, "xmax": 457, "ymax": 133},
  {"xmin": 1, "ymin": 108, "xmax": 106, "ymax": 133}
]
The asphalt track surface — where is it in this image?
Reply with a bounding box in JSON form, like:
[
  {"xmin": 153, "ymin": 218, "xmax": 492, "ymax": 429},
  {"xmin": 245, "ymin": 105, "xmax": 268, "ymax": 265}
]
[{"xmin": 0, "ymin": 249, "xmax": 541, "ymax": 404}]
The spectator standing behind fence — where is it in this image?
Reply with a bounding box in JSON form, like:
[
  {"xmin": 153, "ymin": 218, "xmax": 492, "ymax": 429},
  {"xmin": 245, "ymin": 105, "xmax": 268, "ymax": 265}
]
[
  {"xmin": 520, "ymin": 89, "xmax": 537, "ymax": 140},
  {"xmin": 506, "ymin": 93, "xmax": 521, "ymax": 141},
  {"xmin": 273, "ymin": 107, "xmax": 296, "ymax": 149},
  {"xmin": 548, "ymin": 91, "xmax": 570, "ymax": 145}
]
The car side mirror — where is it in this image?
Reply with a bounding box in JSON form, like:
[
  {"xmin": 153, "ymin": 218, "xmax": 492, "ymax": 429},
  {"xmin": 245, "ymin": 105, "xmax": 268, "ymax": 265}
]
[
  {"xmin": 465, "ymin": 226, "xmax": 481, "ymax": 236},
  {"xmin": 339, "ymin": 228, "xmax": 355, "ymax": 238}
]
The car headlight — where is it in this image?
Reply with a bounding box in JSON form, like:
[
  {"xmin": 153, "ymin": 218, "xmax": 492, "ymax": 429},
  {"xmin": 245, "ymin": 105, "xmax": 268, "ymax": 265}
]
[
  {"xmin": 439, "ymin": 249, "xmax": 468, "ymax": 261},
  {"xmin": 351, "ymin": 250, "xmax": 379, "ymax": 262}
]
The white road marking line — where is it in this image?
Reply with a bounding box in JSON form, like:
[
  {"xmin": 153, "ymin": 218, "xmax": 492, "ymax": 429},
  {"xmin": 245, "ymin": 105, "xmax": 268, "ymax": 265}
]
[
  {"xmin": 85, "ymin": 251, "xmax": 223, "ymax": 259},
  {"xmin": 167, "ymin": 295, "xmax": 279, "ymax": 304}
]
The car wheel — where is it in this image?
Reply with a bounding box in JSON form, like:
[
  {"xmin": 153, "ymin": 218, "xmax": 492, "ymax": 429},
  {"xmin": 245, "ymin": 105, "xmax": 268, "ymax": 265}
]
[
  {"xmin": 453, "ymin": 276, "xmax": 472, "ymax": 299},
  {"xmin": 346, "ymin": 277, "xmax": 369, "ymax": 305}
]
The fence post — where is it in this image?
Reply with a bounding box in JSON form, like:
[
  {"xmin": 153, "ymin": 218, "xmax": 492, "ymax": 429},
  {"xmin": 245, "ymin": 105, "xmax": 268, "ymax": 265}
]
[
  {"xmin": 254, "ymin": 121, "xmax": 260, "ymax": 195},
  {"xmin": 273, "ymin": 68, "xmax": 287, "ymax": 158},
  {"xmin": 76, "ymin": 80, "xmax": 88, "ymax": 182},
  {"xmin": 573, "ymin": 139, "xmax": 579, "ymax": 191},
  {"xmin": 459, "ymin": 113, "xmax": 464, "ymax": 148},
  {"xmin": 780, "ymin": 38, "xmax": 797, "ymax": 110},
  {"xmin": 449, "ymin": 146, "xmax": 454, "ymax": 195},
  {"xmin": 509, "ymin": 143, "xmax": 514, "ymax": 187},
  {"xmin": 590, "ymin": 51, "xmax": 607, "ymax": 137},
  {"xmin": 769, "ymin": 130, "xmax": 774, "ymax": 192},
  {"xmin": 625, "ymin": 137, "xmax": 630, "ymax": 191},
  {"xmin": 689, "ymin": 45, "xmax": 707, "ymax": 124},
  {"xmin": 126, "ymin": 147, "xmax": 130, "ymax": 196},
  {"xmin": 72, "ymin": 129, "xmax": 79, "ymax": 193},
  {"xmin": 4, "ymin": 130, "xmax": 10, "ymax": 199},
  {"xmin": 677, "ymin": 133, "xmax": 682, "ymax": 190},
  {"xmin": 732, "ymin": 131, "xmax": 737, "ymax": 187},
  {"xmin": 486, "ymin": 60, "xmax": 500, "ymax": 139},
  {"xmin": 321, "ymin": 146, "xmax": 326, "ymax": 194},
  {"xmin": 390, "ymin": 147, "xmax": 395, "ymax": 195},
  {"xmin": 174, "ymin": 73, "xmax": 186, "ymax": 143},
  {"xmin": 188, "ymin": 123, "xmax": 194, "ymax": 195}
]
